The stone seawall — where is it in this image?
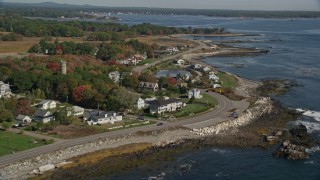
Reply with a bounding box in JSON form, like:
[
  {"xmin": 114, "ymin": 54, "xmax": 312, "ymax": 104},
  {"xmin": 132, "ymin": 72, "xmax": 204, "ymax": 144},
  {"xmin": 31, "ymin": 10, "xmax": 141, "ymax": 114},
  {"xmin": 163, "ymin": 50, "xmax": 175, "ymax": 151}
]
[{"xmin": 192, "ymin": 97, "xmax": 273, "ymax": 136}]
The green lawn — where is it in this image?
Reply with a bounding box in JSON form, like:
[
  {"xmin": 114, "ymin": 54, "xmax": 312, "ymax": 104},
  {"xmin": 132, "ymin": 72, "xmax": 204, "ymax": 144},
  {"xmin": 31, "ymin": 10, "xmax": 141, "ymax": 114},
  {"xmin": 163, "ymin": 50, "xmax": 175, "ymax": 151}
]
[
  {"xmin": 195, "ymin": 94, "xmax": 217, "ymax": 106},
  {"xmin": 217, "ymin": 71, "xmax": 239, "ymax": 89},
  {"xmin": 175, "ymin": 104, "xmax": 209, "ymax": 118},
  {"xmin": 137, "ymin": 59, "xmax": 154, "ymax": 65},
  {"xmin": 0, "ymin": 130, "xmax": 45, "ymax": 156}
]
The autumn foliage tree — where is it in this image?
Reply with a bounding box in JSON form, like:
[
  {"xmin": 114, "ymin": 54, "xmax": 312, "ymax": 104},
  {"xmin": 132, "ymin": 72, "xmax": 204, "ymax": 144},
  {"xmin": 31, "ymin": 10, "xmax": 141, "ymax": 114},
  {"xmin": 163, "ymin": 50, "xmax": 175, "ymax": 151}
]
[{"xmin": 15, "ymin": 99, "xmax": 34, "ymax": 116}]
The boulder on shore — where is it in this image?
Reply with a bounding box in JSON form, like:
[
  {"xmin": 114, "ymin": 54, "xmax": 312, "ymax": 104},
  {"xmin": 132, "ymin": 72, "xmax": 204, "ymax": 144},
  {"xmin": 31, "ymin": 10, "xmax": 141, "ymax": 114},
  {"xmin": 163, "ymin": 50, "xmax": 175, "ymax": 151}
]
[
  {"xmin": 39, "ymin": 164, "xmax": 55, "ymax": 172},
  {"xmin": 273, "ymin": 140, "xmax": 309, "ymax": 160}
]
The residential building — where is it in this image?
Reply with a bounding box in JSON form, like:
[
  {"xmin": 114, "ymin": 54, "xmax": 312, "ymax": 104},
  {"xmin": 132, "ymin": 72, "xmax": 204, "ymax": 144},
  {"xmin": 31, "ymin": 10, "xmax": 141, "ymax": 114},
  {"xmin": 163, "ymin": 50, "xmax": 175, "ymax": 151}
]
[
  {"xmin": 38, "ymin": 100, "xmax": 57, "ymax": 110},
  {"xmin": 175, "ymin": 59, "xmax": 185, "ymax": 66},
  {"xmin": 213, "ymin": 84, "xmax": 222, "ymax": 89},
  {"xmin": 201, "ymin": 66, "xmax": 211, "ymax": 72},
  {"xmin": 209, "ymin": 74, "xmax": 220, "ymax": 81},
  {"xmin": 191, "ymin": 64, "xmax": 202, "ymax": 70},
  {"xmin": 166, "ymin": 46, "xmax": 179, "ymax": 53},
  {"xmin": 33, "ymin": 109, "xmax": 55, "ymax": 123},
  {"xmin": 136, "ymin": 98, "xmax": 145, "ymax": 110},
  {"xmin": 209, "ymin": 71, "xmax": 218, "ymax": 75},
  {"xmin": 109, "ymin": 71, "xmax": 121, "ymax": 83},
  {"xmin": 144, "ymin": 97, "xmax": 157, "ymax": 107},
  {"xmin": 139, "ymin": 82, "xmax": 159, "ymax": 91},
  {"xmin": 188, "ymin": 89, "xmax": 203, "ymax": 99},
  {"xmin": 149, "ymin": 99, "xmax": 186, "ymax": 115},
  {"xmin": 133, "ymin": 53, "xmax": 147, "ymax": 60},
  {"xmin": 67, "ymin": 106, "xmax": 85, "ymax": 116},
  {"xmin": 0, "ymin": 81, "xmax": 11, "ymax": 98},
  {"xmin": 84, "ymin": 110, "xmax": 123, "ymax": 125},
  {"xmin": 16, "ymin": 115, "xmax": 32, "ymax": 124}
]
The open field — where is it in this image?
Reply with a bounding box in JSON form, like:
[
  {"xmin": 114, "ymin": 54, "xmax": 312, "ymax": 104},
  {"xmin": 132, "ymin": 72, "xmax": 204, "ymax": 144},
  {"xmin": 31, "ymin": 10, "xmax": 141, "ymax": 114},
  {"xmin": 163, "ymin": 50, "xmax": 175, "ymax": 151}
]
[
  {"xmin": 175, "ymin": 103, "xmax": 209, "ymax": 118},
  {"xmin": 131, "ymin": 36, "xmax": 197, "ymax": 47},
  {"xmin": 0, "ymin": 130, "xmax": 46, "ymax": 157},
  {"xmin": 218, "ymin": 71, "xmax": 239, "ymax": 89},
  {"xmin": 0, "ymin": 37, "xmax": 93, "ymax": 54}
]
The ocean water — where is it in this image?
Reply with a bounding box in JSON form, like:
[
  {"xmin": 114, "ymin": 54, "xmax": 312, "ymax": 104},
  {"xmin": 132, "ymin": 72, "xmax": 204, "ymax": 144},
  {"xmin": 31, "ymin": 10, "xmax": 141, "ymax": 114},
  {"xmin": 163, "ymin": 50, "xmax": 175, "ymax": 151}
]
[{"xmin": 110, "ymin": 14, "xmax": 320, "ymax": 179}]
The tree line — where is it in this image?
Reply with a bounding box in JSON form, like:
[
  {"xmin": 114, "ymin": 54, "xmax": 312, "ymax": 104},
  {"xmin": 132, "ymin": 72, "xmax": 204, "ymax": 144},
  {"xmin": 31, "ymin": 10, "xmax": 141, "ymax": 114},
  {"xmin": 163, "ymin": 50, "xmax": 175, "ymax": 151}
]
[{"xmin": 0, "ymin": 17, "xmax": 227, "ymax": 38}]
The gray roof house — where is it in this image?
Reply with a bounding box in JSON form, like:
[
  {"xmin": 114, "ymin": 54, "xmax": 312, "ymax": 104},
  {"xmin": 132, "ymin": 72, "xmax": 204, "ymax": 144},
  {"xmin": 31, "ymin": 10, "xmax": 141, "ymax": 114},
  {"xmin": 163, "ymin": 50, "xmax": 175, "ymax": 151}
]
[
  {"xmin": 33, "ymin": 109, "xmax": 55, "ymax": 123},
  {"xmin": 149, "ymin": 99, "xmax": 186, "ymax": 115},
  {"xmin": 84, "ymin": 110, "xmax": 123, "ymax": 125},
  {"xmin": 38, "ymin": 100, "xmax": 57, "ymax": 110},
  {"xmin": 16, "ymin": 115, "xmax": 32, "ymax": 124}
]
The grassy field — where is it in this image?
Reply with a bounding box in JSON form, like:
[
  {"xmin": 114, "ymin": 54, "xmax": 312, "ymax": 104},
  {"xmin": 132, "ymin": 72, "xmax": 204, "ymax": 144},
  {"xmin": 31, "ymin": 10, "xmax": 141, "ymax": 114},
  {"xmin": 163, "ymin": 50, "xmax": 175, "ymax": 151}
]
[
  {"xmin": 218, "ymin": 71, "xmax": 239, "ymax": 89},
  {"xmin": 130, "ymin": 36, "xmax": 197, "ymax": 47},
  {"xmin": 0, "ymin": 130, "xmax": 45, "ymax": 156},
  {"xmin": 195, "ymin": 93, "xmax": 217, "ymax": 106},
  {"xmin": 0, "ymin": 37, "xmax": 88, "ymax": 54},
  {"xmin": 175, "ymin": 103, "xmax": 209, "ymax": 118}
]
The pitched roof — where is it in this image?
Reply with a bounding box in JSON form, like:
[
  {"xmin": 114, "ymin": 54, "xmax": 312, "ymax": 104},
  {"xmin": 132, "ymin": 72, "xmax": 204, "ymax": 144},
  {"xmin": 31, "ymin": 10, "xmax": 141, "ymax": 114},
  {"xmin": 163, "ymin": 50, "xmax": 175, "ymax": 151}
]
[
  {"xmin": 16, "ymin": 115, "xmax": 30, "ymax": 120},
  {"xmin": 149, "ymin": 99, "xmax": 181, "ymax": 106},
  {"xmin": 34, "ymin": 109, "xmax": 52, "ymax": 117},
  {"xmin": 39, "ymin": 100, "xmax": 55, "ymax": 105}
]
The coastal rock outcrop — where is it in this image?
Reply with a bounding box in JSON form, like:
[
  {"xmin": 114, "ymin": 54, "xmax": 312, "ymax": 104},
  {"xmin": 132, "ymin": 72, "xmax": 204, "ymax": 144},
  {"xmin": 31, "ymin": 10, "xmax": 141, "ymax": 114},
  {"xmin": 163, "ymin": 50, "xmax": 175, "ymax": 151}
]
[{"xmin": 273, "ymin": 140, "xmax": 309, "ymax": 160}]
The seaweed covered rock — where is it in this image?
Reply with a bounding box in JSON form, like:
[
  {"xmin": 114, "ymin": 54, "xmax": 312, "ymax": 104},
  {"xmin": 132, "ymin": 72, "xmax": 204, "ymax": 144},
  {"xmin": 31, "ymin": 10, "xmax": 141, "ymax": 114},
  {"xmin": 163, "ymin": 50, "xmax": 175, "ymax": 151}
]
[{"xmin": 273, "ymin": 140, "xmax": 309, "ymax": 160}]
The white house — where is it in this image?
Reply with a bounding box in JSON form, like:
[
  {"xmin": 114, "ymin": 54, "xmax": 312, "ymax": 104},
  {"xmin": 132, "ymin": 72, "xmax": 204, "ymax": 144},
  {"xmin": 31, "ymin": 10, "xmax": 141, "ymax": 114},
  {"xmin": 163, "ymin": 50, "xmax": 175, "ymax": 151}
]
[
  {"xmin": 84, "ymin": 110, "xmax": 123, "ymax": 125},
  {"xmin": 201, "ymin": 66, "xmax": 211, "ymax": 72},
  {"xmin": 188, "ymin": 89, "xmax": 202, "ymax": 99},
  {"xmin": 175, "ymin": 59, "xmax": 185, "ymax": 66},
  {"xmin": 209, "ymin": 71, "xmax": 218, "ymax": 75},
  {"xmin": 109, "ymin": 71, "xmax": 121, "ymax": 83},
  {"xmin": 33, "ymin": 109, "xmax": 55, "ymax": 123},
  {"xmin": 136, "ymin": 98, "xmax": 145, "ymax": 110},
  {"xmin": 0, "ymin": 81, "xmax": 11, "ymax": 98},
  {"xmin": 149, "ymin": 99, "xmax": 186, "ymax": 115},
  {"xmin": 213, "ymin": 84, "xmax": 222, "ymax": 89},
  {"xmin": 191, "ymin": 64, "xmax": 202, "ymax": 70},
  {"xmin": 16, "ymin": 115, "xmax": 32, "ymax": 124},
  {"xmin": 67, "ymin": 106, "xmax": 85, "ymax": 116},
  {"xmin": 139, "ymin": 82, "xmax": 159, "ymax": 91},
  {"xmin": 166, "ymin": 46, "xmax": 179, "ymax": 53},
  {"xmin": 38, "ymin": 100, "xmax": 57, "ymax": 110},
  {"xmin": 209, "ymin": 74, "xmax": 219, "ymax": 81}
]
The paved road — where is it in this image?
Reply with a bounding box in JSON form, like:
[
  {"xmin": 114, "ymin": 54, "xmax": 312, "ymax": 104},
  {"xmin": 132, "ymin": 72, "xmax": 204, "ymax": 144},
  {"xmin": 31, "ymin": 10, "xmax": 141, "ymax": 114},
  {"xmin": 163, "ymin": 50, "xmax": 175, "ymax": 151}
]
[
  {"xmin": 133, "ymin": 40, "xmax": 205, "ymax": 73},
  {"xmin": 0, "ymin": 92, "xmax": 235, "ymax": 167}
]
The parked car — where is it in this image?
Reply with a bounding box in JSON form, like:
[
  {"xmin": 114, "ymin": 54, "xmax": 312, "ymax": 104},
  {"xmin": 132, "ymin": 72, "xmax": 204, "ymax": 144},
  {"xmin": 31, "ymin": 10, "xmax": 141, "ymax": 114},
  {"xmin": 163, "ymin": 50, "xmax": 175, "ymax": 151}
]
[{"xmin": 156, "ymin": 122, "xmax": 164, "ymax": 126}]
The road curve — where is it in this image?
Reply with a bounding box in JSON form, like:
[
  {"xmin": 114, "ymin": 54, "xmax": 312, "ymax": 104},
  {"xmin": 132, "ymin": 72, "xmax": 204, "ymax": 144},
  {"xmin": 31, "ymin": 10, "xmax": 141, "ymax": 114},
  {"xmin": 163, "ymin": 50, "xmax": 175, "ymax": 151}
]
[{"xmin": 0, "ymin": 92, "xmax": 233, "ymax": 167}]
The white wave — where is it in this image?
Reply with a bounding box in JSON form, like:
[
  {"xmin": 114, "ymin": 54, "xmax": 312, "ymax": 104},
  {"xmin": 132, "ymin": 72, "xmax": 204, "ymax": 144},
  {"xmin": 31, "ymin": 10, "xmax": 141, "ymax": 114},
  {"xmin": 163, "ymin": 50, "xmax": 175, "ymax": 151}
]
[
  {"xmin": 296, "ymin": 109, "xmax": 320, "ymax": 122},
  {"xmin": 211, "ymin": 148, "xmax": 229, "ymax": 154},
  {"xmin": 290, "ymin": 120, "xmax": 320, "ymax": 133},
  {"xmin": 306, "ymin": 146, "xmax": 320, "ymax": 153},
  {"xmin": 304, "ymin": 160, "xmax": 315, "ymax": 164}
]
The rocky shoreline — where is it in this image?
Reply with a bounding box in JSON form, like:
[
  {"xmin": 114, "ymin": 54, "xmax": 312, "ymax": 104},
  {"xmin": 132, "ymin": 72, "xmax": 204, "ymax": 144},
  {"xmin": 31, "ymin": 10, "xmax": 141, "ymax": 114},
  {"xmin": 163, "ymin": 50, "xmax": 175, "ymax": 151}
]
[{"xmin": 0, "ymin": 42, "xmax": 313, "ymax": 180}]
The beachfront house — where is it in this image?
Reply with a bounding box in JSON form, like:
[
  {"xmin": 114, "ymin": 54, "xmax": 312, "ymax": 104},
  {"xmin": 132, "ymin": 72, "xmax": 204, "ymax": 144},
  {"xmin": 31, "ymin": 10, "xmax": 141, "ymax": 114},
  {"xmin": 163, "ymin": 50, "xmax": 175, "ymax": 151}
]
[
  {"xmin": 213, "ymin": 84, "xmax": 222, "ymax": 89},
  {"xmin": 16, "ymin": 115, "xmax": 32, "ymax": 125},
  {"xmin": 191, "ymin": 64, "xmax": 202, "ymax": 70},
  {"xmin": 84, "ymin": 110, "xmax": 123, "ymax": 125},
  {"xmin": 201, "ymin": 66, "xmax": 211, "ymax": 72},
  {"xmin": 0, "ymin": 81, "xmax": 12, "ymax": 98},
  {"xmin": 33, "ymin": 109, "xmax": 55, "ymax": 123},
  {"xmin": 149, "ymin": 99, "xmax": 186, "ymax": 115},
  {"xmin": 188, "ymin": 88, "xmax": 203, "ymax": 99},
  {"xmin": 139, "ymin": 82, "xmax": 159, "ymax": 91},
  {"xmin": 38, "ymin": 100, "xmax": 57, "ymax": 110},
  {"xmin": 109, "ymin": 71, "xmax": 121, "ymax": 83},
  {"xmin": 209, "ymin": 74, "xmax": 220, "ymax": 81}
]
